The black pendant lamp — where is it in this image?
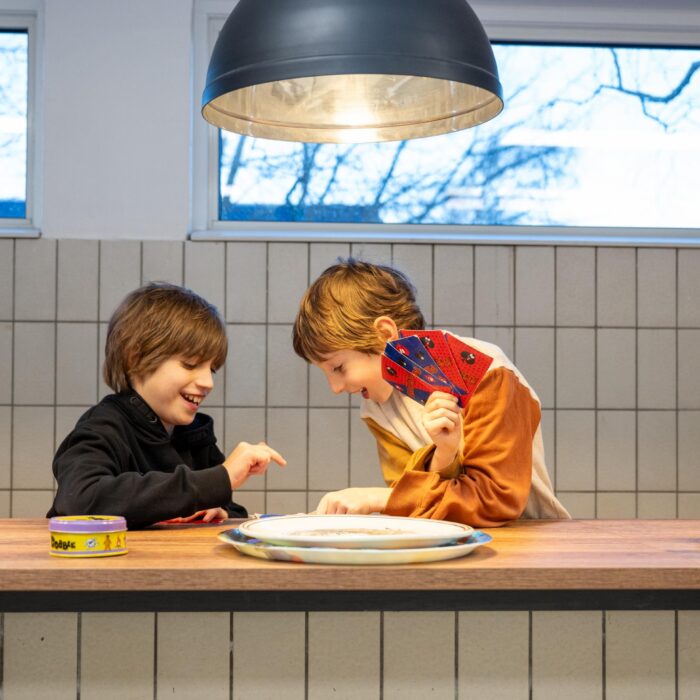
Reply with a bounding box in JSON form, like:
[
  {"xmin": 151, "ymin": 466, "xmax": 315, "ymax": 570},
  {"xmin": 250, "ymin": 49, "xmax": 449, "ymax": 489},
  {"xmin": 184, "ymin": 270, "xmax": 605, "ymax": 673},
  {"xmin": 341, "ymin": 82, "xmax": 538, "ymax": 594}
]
[{"xmin": 202, "ymin": 0, "xmax": 503, "ymax": 144}]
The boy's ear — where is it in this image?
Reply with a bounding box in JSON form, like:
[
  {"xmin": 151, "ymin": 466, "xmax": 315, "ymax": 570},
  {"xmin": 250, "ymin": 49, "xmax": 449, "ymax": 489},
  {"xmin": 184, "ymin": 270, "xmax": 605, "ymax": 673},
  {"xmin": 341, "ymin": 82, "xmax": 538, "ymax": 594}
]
[{"xmin": 373, "ymin": 316, "xmax": 399, "ymax": 343}]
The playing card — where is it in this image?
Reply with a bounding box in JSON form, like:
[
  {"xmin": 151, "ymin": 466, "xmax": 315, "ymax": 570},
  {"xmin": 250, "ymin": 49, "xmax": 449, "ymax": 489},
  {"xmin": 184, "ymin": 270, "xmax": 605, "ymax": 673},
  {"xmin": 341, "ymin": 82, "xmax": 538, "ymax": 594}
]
[
  {"xmin": 382, "ymin": 330, "xmax": 494, "ymax": 408},
  {"xmin": 444, "ymin": 333, "xmax": 494, "ymax": 393},
  {"xmin": 380, "ymin": 355, "xmax": 436, "ymax": 405},
  {"xmin": 384, "ymin": 339, "xmax": 456, "ymax": 393}
]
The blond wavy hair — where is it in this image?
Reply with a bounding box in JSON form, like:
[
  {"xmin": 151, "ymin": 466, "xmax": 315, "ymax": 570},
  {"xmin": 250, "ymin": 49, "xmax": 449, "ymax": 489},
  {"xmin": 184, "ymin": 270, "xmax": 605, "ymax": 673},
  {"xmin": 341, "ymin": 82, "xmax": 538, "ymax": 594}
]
[
  {"xmin": 292, "ymin": 259, "xmax": 425, "ymax": 362},
  {"xmin": 103, "ymin": 283, "xmax": 227, "ymax": 392}
]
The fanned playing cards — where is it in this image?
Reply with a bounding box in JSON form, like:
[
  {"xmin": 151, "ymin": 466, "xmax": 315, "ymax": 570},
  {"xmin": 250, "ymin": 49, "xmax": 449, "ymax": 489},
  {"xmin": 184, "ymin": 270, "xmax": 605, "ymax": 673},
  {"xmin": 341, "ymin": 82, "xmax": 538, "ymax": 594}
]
[{"xmin": 381, "ymin": 330, "xmax": 494, "ymax": 407}]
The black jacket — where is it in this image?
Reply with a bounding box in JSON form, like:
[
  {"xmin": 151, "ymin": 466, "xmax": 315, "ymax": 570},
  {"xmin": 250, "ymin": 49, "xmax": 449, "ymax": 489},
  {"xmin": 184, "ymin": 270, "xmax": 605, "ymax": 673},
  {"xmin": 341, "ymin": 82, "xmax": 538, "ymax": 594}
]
[{"xmin": 47, "ymin": 392, "xmax": 247, "ymax": 529}]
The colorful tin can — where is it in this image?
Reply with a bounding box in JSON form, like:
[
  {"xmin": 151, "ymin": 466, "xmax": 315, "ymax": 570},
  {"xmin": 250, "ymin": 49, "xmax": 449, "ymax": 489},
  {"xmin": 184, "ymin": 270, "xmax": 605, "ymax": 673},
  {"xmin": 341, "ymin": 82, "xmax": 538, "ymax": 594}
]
[{"xmin": 49, "ymin": 516, "xmax": 128, "ymax": 557}]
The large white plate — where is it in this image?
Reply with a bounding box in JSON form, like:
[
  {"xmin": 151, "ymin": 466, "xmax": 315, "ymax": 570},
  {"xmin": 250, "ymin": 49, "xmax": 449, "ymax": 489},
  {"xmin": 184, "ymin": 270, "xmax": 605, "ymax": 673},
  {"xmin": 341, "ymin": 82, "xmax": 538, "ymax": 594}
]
[
  {"xmin": 236, "ymin": 514, "xmax": 473, "ymax": 550},
  {"xmin": 218, "ymin": 528, "xmax": 492, "ymax": 565}
]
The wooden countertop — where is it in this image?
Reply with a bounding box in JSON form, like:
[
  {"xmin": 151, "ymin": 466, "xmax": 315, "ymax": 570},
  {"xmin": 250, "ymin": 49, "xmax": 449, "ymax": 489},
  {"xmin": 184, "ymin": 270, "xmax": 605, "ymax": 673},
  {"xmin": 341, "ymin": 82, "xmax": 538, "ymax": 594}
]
[{"xmin": 1, "ymin": 518, "xmax": 699, "ymax": 612}]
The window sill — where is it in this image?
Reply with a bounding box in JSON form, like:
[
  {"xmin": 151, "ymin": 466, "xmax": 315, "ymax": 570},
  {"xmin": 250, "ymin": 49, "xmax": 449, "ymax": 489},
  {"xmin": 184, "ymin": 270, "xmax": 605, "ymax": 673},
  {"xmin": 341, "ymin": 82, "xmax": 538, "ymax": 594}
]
[
  {"xmin": 0, "ymin": 227, "xmax": 41, "ymax": 239},
  {"xmin": 190, "ymin": 224, "xmax": 700, "ymax": 247}
]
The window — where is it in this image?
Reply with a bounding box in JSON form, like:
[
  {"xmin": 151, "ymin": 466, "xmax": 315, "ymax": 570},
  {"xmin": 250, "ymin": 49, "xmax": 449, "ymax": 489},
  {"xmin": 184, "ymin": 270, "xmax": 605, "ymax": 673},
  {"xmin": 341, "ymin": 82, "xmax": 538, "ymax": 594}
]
[
  {"xmin": 216, "ymin": 44, "xmax": 700, "ymax": 230},
  {"xmin": 193, "ymin": 1, "xmax": 700, "ymax": 242},
  {"xmin": 0, "ymin": 28, "xmax": 28, "ymax": 220}
]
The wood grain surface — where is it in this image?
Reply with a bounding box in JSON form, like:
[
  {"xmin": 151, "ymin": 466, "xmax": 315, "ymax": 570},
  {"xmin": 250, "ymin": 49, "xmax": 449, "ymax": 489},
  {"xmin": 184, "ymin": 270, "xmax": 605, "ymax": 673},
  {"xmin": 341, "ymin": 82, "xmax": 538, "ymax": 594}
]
[{"xmin": 1, "ymin": 519, "xmax": 698, "ymax": 592}]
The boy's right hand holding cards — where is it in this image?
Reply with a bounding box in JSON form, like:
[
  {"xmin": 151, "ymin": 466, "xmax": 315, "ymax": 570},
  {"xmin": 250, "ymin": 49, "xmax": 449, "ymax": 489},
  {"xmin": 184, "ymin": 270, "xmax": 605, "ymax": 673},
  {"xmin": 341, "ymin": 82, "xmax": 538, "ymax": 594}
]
[{"xmin": 422, "ymin": 391, "xmax": 463, "ymax": 472}]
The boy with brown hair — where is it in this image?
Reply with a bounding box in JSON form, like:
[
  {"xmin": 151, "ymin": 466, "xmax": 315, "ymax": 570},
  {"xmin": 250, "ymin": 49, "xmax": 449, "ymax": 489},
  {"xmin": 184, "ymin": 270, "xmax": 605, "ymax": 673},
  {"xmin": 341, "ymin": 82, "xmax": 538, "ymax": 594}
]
[
  {"xmin": 48, "ymin": 282, "xmax": 285, "ymax": 529},
  {"xmin": 293, "ymin": 259, "xmax": 568, "ymax": 526}
]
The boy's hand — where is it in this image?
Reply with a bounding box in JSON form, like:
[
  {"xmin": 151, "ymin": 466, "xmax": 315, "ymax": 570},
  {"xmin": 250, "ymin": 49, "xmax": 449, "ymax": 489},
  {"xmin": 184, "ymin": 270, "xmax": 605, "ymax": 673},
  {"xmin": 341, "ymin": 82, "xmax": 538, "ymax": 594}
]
[
  {"xmin": 166, "ymin": 507, "xmax": 228, "ymax": 523},
  {"xmin": 223, "ymin": 441, "xmax": 286, "ymax": 490},
  {"xmin": 422, "ymin": 391, "xmax": 463, "ymax": 472},
  {"xmin": 313, "ymin": 487, "xmax": 392, "ymax": 515}
]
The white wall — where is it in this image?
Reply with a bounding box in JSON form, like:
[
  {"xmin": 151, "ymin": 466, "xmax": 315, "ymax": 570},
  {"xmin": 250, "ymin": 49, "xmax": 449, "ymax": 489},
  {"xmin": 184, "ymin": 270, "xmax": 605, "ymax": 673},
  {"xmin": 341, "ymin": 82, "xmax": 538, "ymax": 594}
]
[{"xmin": 41, "ymin": 0, "xmax": 192, "ymax": 240}]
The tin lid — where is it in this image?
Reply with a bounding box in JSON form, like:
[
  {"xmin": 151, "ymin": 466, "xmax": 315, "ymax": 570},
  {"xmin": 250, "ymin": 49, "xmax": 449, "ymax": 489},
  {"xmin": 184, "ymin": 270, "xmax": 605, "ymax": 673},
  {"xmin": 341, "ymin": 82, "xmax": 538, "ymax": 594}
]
[{"xmin": 49, "ymin": 515, "xmax": 127, "ymax": 533}]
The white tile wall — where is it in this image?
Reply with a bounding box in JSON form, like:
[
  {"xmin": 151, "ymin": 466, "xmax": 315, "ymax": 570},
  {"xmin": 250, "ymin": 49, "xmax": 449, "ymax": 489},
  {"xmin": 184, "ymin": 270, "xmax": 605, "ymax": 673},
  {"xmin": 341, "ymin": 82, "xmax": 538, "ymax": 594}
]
[{"xmin": 1, "ymin": 239, "xmax": 698, "ymax": 518}]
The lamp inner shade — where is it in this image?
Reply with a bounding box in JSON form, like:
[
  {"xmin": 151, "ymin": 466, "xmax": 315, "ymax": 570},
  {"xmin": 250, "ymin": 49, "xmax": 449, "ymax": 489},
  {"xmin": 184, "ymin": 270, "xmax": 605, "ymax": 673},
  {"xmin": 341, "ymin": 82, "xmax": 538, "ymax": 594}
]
[{"xmin": 203, "ymin": 73, "xmax": 502, "ymax": 143}]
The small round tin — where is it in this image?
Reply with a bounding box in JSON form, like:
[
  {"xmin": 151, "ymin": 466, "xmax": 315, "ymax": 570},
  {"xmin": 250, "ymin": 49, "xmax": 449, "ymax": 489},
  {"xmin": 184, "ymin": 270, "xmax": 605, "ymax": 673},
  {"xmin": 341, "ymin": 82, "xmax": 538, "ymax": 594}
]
[{"xmin": 49, "ymin": 515, "xmax": 128, "ymax": 557}]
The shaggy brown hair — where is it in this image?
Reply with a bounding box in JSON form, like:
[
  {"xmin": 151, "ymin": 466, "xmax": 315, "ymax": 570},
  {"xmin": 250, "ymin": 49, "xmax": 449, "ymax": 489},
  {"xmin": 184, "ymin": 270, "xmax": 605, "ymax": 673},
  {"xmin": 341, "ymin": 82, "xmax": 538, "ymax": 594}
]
[
  {"xmin": 292, "ymin": 258, "xmax": 425, "ymax": 362},
  {"xmin": 103, "ymin": 283, "xmax": 228, "ymax": 392}
]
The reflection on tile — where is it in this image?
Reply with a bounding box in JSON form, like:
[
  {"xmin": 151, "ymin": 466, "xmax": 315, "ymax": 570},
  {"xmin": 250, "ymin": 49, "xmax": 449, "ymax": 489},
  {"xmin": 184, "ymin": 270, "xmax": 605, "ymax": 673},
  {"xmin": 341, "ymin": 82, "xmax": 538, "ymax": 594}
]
[
  {"xmin": 99, "ymin": 241, "xmax": 141, "ymax": 321},
  {"xmin": 268, "ymin": 243, "xmax": 308, "ymax": 323},
  {"xmin": 556, "ymin": 492, "xmax": 596, "ymax": 518},
  {"xmin": 12, "ymin": 407, "xmax": 54, "ymax": 489},
  {"xmin": 56, "ymin": 323, "xmax": 98, "ymax": 405},
  {"xmin": 532, "ymin": 611, "xmax": 602, "ymax": 699},
  {"xmin": 637, "ymin": 249, "xmax": 676, "ymax": 327},
  {"xmin": 678, "ymin": 330, "xmax": 700, "ymax": 409},
  {"xmin": 15, "ymin": 239, "xmax": 56, "ymax": 321},
  {"xmin": 0, "ymin": 406, "xmax": 10, "ymax": 489},
  {"xmin": 597, "ymin": 411, "xmax": 636, "ymax": 491},
  {"xmin": 458, "ymin": 611, "xmax": 528, "ymax": 700},
  {"xmin": 81, "ymin": 612, "xmax": 155, "ymax": 700},
  {"xmin": 349, "ymin": 242, "xmax": 391, "ymax": 266},
  {"xmin": 596, "ymin": 492, "xmax": 637, "ymax": 519},
  {"xmin": 11, "ymin": 489, "xmax": 54, "ymax": 517},
  {"xmin": 475, "ymin": 246, "xmax": 514, "ymax": 326},
  {"xmin": 226, "ymin": 242, "xmax": 266, "ymax": 322},
  {"xmin": 184, "ymin": 241, "xmax": 226, "ymax": 314},
  {"xmin": 637, "ymin": 492, "xmax": 677, "ymax": 519},
  {"xmin": 267, "ymin": 325, "xmax": 307, "ymax": 406},
  {"xmin": 0, "ymin": 239, "xmax": 13, "ymax": 320},
  {"xmin": 557, "ymin": 329, "xmax": 595, "ymax": 409},
  {"xmin": 266, "ymin": 408, "xmax": 307, "ymax": 490},
  {"xmin": 679, "ymin": 494, "xmax": 700, "ymax": 518},
  {"xmin": 226, "ymin": 324, "xmax": 266, "ymax": 406},
  {"xmin": 514, "ymin": 327, "xmax": 554, "ymax": 408},
  {"xmin": 309, "ymin": 242, "xmax": 351, "ymax": 280},
  {"xmin": 638, "ymin": 411, "xmax": 676, "ymax": 491},
  {"xmin": 57, "ymin": 240, "xmax": 99, "ymax": 321},
  {"xmin": 597, "ymin": 248, "xmax": 635, "ymax": 327},
  {"xmin": 3, "ymin": 612, "xmax": 77, "ymax": 700},
  {"xmin": 0, "ymin": 321, "xmax": 11, "ymax": 404},
  {"xmin": 383, "ymin": 612, "xmax": 455, "ymax": 700},
  {"xmin": 678, "ymin": 249, "xmax": 700, "ymax": 327},
  {"xmin": 308, "ymin": 612, "xmax": 380, "ymax": 699},
  {"xmin": 350, "ymin": 408, "xmax": 385, "ymax": 487},
  {"xmin": 233, "ymin": 612, "xmax": 305, "ymax": 700},
  {"xmin": 393, "ymin": 244, "xmax": 433, "ymax": 325},
  {"xmin": 0, "ymin": 489, "xmax": 9, "ymax": 517},
  {"xmin": 266, "ymin": 491, "xmax": 308, "ymax": 515},
  {"xmin": 434, "ymin": 245, "xmax": 474, "ymax": 326},
  {"xmin": 597, "ymin": 329, "xmax": 636, "ymax": 409},
  {"xmin": 638, "ymin": 329, "xmax": 675, "ymax": 409},
  {"xmin": 679, "ymin": 412, "xmax": 700, "ymax": 491},
  {"xmin": 606, "ymin": 612, "xmax": 675, "ymax": 700},
  {"xmin": 157, "ymin": 612, "xmax": 229, "ymax": 700},
  {"xmin": 515, "ymin": 246, "xmax": 554, "ymax": 325},
  {"xmin": 679, "ymin": 611, "xmax": 700, "ymax": 700},
  {"xmin": 308, "ymin": 408, "xmax": 349, "ymax": 491},
  {"xmin": 556, "ymin": 409, "xmax": 596, "ymax": 489},
  {"xmin": 13, "ymin": 322, "xmax": 55, "ymax": 405},
  {"xmin": 556, "ymin": 247, "xmax": 595, "ymax": 326},
  {"xmin": 142, "ymin": 241, "xmax": 183, "ymax": 285}
]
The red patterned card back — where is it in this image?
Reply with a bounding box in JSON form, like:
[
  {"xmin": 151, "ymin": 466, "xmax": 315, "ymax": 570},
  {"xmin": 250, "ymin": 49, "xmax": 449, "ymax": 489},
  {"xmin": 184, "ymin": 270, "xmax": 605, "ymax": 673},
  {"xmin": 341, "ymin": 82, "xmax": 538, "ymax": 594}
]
[
  {"xmin": 444, "ymin": 334, "xmax": 494, "ymax": 394},
  {"xmin": 399, "ymin": 330, "xmax": 465, "ymax": 390}
]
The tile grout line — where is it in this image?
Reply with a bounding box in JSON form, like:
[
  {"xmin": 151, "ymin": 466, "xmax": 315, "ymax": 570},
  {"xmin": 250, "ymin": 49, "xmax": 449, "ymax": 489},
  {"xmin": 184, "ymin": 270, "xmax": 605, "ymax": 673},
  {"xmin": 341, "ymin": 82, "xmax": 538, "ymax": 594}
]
[
  {"xmin": 76, "ymin": 612, "xmax": 82, "ymax": 699},
  {"xmin": 594, "ymin": 250, "xmax": 598, "ymax": 517},
  {"xmin": 675, "ymin": 249, "xmax": 680, "ymax": 518},
  {"xmin": 634, "ymin": 248, "xmax": 639, "ymax": 518},
  {"xmin": 52, "ymin": 241, "xmax": 58, "ymax": 501}
]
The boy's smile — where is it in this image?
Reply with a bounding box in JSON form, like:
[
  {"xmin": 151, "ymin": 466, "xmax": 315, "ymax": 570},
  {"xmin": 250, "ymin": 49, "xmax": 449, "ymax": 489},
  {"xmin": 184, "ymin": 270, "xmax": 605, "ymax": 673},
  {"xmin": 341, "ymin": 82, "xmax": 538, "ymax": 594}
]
[
  {"xmin": 131, "ymin": 355, "xmax": 216, "ymax": 433},
  {"xmin": 315, "ymin": 349, "xmax": 394, "ymax": 403}
]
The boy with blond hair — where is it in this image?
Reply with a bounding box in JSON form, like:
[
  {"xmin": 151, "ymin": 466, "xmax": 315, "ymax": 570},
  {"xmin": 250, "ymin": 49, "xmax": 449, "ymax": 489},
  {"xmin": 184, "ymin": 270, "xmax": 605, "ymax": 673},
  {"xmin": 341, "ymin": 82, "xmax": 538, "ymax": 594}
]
[
  {"xmin": 293, "ymin": 259, "xmax": 568, "ymax": 526},
  {"xmin": 48, "ymin": 282, "xmax": 285, "ymax": 529}
]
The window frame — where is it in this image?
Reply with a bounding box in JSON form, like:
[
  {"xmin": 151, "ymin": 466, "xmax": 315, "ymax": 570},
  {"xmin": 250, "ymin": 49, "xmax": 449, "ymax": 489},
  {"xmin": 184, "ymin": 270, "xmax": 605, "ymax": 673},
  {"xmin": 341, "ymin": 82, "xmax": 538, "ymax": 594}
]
[
  {"xmin": 192, "ymin": 0, "xmax": 700, "ymax": 245},
  {"xmin": 0, "ymin": 0, "xmax": 42, "ymax": 238}
]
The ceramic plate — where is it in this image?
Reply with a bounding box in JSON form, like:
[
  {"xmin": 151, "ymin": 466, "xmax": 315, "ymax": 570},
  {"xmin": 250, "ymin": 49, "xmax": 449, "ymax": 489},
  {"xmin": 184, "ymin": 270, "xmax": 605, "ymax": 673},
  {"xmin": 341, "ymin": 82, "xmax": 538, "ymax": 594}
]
[
  {"xmin": 236, "ymin": 514, "xmax": 473, "ymax": 550},
  {"xmin": 218, "ymin": 528, "xmax": 492, "ymax": 565}
]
